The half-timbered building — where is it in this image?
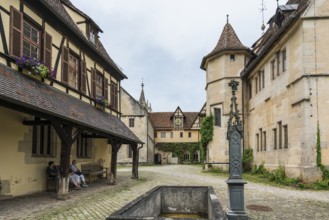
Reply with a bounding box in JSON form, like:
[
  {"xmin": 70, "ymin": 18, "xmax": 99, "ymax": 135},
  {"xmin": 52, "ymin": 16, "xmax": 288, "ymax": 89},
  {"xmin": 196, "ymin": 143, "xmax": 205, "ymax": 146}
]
[
  {"xmin": 150, "ymin": 106, "xmax": 205, "ymax": 164},
  {"xmin": 0, "ymin": 0, "xmax": 142, "ymax": 198}
]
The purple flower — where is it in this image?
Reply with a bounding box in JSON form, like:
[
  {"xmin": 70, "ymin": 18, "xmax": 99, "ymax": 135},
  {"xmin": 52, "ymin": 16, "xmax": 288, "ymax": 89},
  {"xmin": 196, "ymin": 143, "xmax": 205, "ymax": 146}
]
[{"xmin": 95, "ymin": 96, "xmax": 109, "ymax": 107}]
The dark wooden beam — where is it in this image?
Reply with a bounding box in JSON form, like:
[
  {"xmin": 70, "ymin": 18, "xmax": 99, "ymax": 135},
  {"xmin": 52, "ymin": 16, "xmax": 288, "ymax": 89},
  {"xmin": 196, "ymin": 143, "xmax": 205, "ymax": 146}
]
[
  {"xmin": 82, "ymin": 134, "xmax": 109, "ymax": 139},
  {"xmin": 72, "ymin": 129, "xmax": 82, "ymax": 143},
  {"xmin": 109, "ymin": 138, "xmax": 123, "ymax": 185},
  {"xmin": 131, "ymin": 144, "xmax": 138, "ymax": 179},
  {"xmin": 51, "ymin": 121, "xmax": 69, "ymax": 143},
  {"xmin": 0, "ymin": 12, "xmax": 10, "ymax": 67},
  {"xmin": 23, "ymin": 119, "xmax": 51, "ymax": 126}
]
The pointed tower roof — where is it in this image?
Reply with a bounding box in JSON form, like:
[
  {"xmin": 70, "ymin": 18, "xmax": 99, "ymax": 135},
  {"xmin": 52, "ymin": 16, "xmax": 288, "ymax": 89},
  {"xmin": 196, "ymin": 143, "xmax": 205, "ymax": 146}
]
[
  {"xmin": 201, "ymin": 17, "xmax": 249, "ymax": 70},
  {"xmin": 139, "ymin": 81, "xmax": 146, "ymax": 105}
]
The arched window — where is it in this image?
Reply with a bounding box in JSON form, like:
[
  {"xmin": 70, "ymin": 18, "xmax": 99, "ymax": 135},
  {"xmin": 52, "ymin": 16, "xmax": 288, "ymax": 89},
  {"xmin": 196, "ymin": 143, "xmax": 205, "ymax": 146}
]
[
  {"xmin": 193, "ymin": 151, "xmax": 199, "ymax": 161},
  {"xmin": 183, "ymin": 152, "xmax": 190, "ymax": 161}
]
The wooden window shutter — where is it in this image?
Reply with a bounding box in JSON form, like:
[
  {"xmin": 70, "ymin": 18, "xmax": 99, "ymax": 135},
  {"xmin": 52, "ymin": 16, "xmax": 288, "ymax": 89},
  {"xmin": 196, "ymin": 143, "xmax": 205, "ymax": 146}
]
[
  {"xmin": 10, "ymin": 6, "xmax": 23, "ymax": 57},
  {"xmin": 43, "ymin": 32, "xmax": 52, "ymax": 70},
  {"xmin": 91, "ymin": 68, "xmax": 96, "ymax": 98},
  {"xmin": 104, "ymin": 77, "xmax": 108, "ymax": 99},
  {"xmin": 61, "ymin": 46, "xmax": 69, "ymax": 83},
  {"xmin": 110, "ymin": 82, "xmax": 115, "ymax": 108},
  {"xmin": 110, "ymin": 82, "xmax": 118, "ymax": 110},
  {"xmin": 80, "ymin": 60, "xmax": 87, "ymax": 93}
]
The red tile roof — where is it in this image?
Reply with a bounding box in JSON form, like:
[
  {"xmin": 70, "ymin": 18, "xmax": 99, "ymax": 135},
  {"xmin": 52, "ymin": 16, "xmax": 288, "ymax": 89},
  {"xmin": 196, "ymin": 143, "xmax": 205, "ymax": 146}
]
[
  {"xmin": 149, "ymin": 112, "xmax": 199, "ymax": 130},
  {"xmin": 201, "ymin": 22, "xmax": 249, "ymax": 69}
]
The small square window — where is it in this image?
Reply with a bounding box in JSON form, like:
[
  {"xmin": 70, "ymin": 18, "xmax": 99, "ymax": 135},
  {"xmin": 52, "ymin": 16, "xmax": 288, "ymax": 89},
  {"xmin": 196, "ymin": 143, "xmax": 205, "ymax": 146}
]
[
  {"xmin": 129, "ymin": 118, "xmax": 135, "ymax": 127},
  {"xmin": 230, "ymin": 54, "xmax": 235, "ymax": 62}
]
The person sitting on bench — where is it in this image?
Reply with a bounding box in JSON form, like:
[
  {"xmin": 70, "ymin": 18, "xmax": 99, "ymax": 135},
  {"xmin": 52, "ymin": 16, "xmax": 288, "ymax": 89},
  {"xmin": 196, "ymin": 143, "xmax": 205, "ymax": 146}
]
[
  {"xmin": 47, "ymin": 161, "xmax": 59, "ymax": 179},
  {"xmin": 68, "ymin": 168, "xmax": 81, "ymax": 190},
  {"xmin": 70, "ymin": 160, "xmax": 88, "ymax": 187}
]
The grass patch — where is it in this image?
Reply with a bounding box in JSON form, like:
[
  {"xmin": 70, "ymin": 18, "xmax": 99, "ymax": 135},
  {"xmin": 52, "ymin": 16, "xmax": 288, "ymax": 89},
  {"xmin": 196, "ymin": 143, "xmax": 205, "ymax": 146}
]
[{"xmin": 203, "ymin": 165, "xmax": 329, "ymax": 190}]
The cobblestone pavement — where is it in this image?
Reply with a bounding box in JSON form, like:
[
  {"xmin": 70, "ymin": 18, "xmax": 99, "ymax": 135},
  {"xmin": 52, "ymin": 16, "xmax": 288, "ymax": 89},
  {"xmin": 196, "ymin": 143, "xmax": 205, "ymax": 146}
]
[{"xmin": 1, "ymin": 165, "xmax": 329, "ymax": 220}]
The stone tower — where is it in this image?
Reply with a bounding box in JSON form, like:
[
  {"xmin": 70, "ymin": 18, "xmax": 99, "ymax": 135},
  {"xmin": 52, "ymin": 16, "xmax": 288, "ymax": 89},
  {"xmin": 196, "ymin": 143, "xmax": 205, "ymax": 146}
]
[{"xmin": 200, "ymin": 17, "xmax": 251, "ymax": 163}]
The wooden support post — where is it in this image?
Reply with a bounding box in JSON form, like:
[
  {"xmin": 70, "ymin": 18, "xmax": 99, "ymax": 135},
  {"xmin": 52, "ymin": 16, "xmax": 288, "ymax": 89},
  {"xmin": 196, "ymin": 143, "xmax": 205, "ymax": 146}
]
[
  {"xmin": 51, "ymin": 121, "xmax": 81, "ymax": 200},
  {"xmin": 131, "ymin": 144, "xmax": 138, "ymax": 179},
  {"xmin": 109, "ymin": 139, "xmax": 122, "ymax": 185},
  {"xmin": 131, "ymin": 144, "xmax": 143, "ymax": 179}
]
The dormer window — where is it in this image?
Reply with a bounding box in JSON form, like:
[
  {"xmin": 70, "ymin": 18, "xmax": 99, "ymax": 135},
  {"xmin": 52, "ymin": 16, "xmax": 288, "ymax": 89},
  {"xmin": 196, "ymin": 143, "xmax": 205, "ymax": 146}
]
[
  {"xmin": 89, "ymin": 29, "xmax": 96, "ymax": 44},
  {"xmin": 87, "ymin": 24, "xmax": 98, "ymax": 45}
]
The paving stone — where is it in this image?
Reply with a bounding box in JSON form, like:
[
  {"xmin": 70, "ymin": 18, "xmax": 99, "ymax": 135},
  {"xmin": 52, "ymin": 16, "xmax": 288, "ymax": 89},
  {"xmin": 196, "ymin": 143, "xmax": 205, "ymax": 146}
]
[{"xmin": 0, "ymin": 165, "xmax": 329, "ymax": 220}]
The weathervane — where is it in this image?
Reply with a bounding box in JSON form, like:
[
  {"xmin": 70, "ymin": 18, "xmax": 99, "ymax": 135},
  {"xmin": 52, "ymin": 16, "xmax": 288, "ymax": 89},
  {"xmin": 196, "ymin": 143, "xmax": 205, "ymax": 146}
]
[{"xmin": 260, "ymin": 0, "xmax": 267, "ymax": 33}]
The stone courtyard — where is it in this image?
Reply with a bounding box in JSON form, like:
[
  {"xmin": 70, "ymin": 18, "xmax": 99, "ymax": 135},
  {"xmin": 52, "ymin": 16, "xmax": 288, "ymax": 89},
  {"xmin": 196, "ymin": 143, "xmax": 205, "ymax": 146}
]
[{"xmin": 1, "ymin": 165, "xmax": 329, "ymax": 220}]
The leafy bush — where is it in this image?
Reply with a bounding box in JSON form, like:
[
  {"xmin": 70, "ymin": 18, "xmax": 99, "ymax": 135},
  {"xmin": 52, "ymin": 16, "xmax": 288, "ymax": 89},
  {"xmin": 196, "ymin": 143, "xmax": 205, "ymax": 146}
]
[
  {"xmin": 313, "ymin": 179, "xmax": 329, "ymax": 190},
  {"xmin": 242, "ymin": 148, "xmax": 254, "ymax": 172},
  {"xmin": 251, "ymin": 162, "xmax": 268, "ymax": 175},
  {"xmin": 270, "ymin": 164, "xmax": 286, "ymax": 183}
]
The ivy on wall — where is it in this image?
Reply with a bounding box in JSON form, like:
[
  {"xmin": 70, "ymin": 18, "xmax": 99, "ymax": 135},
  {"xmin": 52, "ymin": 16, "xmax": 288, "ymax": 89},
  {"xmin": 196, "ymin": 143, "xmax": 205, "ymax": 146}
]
[
  {"xmin": 200, "ymin": 115, "xmax": 214, "ymax": 162},
  {"xmin": 316, "ymin": 123, "xmax": 329, "ymax": 179},
  {"xmin": 156, "ymin": 142, "xmax": 200, "ymax": 163}
]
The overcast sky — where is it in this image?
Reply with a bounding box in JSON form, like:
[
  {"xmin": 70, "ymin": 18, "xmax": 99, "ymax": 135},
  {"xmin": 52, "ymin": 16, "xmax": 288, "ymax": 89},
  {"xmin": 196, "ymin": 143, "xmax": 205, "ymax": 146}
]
[{"xmin": 70, "ymin": 0, "xmax": 278, "ymax": 112}]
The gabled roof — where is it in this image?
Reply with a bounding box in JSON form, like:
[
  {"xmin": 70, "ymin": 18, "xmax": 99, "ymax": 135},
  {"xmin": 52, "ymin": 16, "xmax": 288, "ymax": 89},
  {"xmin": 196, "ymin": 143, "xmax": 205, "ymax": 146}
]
[
  {"xmin": 61, "ymin": 0, "xmax": 103, "ymax": 33},
  {"xmin": 34, "ymin": 0, "xmax": 126, "ymax": 80},
  {"xmin": 0, "ymin": 63, "xmax": 141, "ymax": 144},
  {"xmin": 201, "ymin": 21, "xmax": 249, "ymax": 70},
  {"xmin": 149, "ymin": 112, "xmax": 199, "ymax": 130},
  {"xmin": 243, "ymin": 0, "xmax": 310, "ymax": 76},
  {"xmin": 170, "ymin": 106, "xmax": 184, "ymax": 119},
  {"xmin": 190, "ymin": 103, "xmax": 206, "ymax": 127}
]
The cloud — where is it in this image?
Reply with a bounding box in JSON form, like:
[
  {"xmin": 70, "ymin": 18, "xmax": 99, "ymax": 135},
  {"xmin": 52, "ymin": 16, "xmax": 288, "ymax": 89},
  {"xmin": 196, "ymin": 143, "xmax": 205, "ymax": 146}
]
[{"xmin": 70, "ymin": 0, "xmax": 277, "ymax": 112}]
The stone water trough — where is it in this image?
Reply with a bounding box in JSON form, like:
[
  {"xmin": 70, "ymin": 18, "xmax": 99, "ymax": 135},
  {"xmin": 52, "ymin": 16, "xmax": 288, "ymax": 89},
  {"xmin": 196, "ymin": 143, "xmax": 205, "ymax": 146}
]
[{"xmin": 106, "ymin": 185, "xmax": 227, "ymax": 220}]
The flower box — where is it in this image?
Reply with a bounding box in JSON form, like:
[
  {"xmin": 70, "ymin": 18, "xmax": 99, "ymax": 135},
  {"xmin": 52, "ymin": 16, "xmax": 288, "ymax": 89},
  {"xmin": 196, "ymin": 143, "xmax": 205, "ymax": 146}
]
[
  {"xmin": 96, "ymin": 103, "xmax": 105, "ymax": 111},
  {"xmin": 95, "ymin": 96, "xmax": 109, "ymax": 111},
  {"xmin": 16, "ymin": 56, "xmax": 56, "ymax": 79}
]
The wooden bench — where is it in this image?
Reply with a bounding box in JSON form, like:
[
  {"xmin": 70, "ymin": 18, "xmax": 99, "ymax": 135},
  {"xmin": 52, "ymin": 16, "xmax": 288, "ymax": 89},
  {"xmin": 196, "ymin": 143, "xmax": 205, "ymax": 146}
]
[{"xmin": 81, "ymin": 162, "xmax": 108, "ymax": 183}]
